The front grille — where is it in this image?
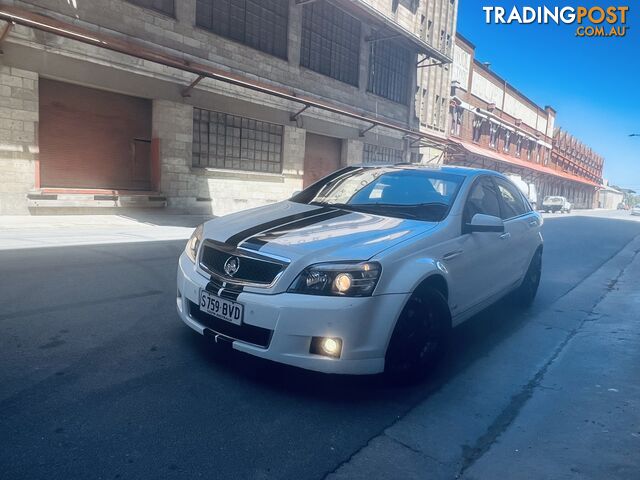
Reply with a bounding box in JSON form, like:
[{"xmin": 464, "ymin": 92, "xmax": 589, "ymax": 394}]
[
  {"xmin": 188, "ymin": 301, "xmax": 272, "ymax": 348},
  {"xmin": 200, "ymin": 243, "xmax": 286, "ymax": 285}
]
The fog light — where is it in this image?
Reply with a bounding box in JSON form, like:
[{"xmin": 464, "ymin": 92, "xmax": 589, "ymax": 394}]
[{"xmin": 310, "ymin": 336, "xmax": 343, "ymax": 358}]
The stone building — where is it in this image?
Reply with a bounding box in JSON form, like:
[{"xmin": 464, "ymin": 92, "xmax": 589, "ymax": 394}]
[
  {"xmin": 445, "ymin": 34, "xmax": 601, "ymax": 209},
  {"xmin": 550, "ymin": 128, "xmax": 604, "ymax": 208},
  {"xmin": 0, "ymin": 0, "xmax": 456, "ymax": 215}
]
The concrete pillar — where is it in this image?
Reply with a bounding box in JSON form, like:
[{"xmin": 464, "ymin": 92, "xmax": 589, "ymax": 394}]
[
  {"xmin": 288, "ymin": 0, "xmax": 302, "ymax": 68},
  {"xmin": 282, "ymin": 125, "xmax": 306, "ymax": 176},
  {"xmin": 152, "ymin": 99, "xmax": 195, "ymax": 211},
  {"xmin": 176, "ymin": 0, "xmax": 196, "ymax": 26},
  {"xmin": 0, "ymin": 67, "xmax": 38, "ymax": 214},
  {"xmin": 342, "ymin": 138, "xmax": 364, "ymax": 166}
]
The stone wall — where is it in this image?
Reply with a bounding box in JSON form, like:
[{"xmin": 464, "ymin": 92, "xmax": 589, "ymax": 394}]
[
  {"xmin": 0, "ymin": 67, "xmax": 38, "ymax": 214},
  {"xmin": 152, "ymin": 99, "xmax": 306, "ymax": 215}
]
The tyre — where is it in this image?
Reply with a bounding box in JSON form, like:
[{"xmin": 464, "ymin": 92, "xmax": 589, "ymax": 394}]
[
  {"xmin": 384, "ymin": 287, "xmax": 451, "ymax": 382},
  {"xmin": 513, "ymin": 249, "xmax": 542, "ymax": 307}
]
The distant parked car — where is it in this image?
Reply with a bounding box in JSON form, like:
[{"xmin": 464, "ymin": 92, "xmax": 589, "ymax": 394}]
[
  {"xmin": 617, "ymin": 203, "xmax": 627, "ymax": 210},
  {"xmin": 542, "ymin": 196, "xmax": 571, "ymax": 213},
  {"xmin": 631, "ymin": 205, "xmax": 640, "ymax": 216}
]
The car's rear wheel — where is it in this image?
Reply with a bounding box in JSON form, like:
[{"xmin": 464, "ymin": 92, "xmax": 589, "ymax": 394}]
[
  {"xmin": 513, "ymin": 249, "xmax": 542, "ymax": 307},
  {"xmin": 384, "ymin": 287, "xmax": 451, "ymax": 382}
]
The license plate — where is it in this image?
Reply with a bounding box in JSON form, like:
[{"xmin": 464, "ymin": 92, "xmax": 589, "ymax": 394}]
[{"xmin": 199, "ymin": 289, "xmax": 244, "ymax": 326}]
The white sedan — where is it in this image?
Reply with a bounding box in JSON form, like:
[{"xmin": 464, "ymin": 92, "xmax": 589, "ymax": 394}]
[{"xmin": 177, "ymin": 165, "xmax": 543, "ymax": 378}]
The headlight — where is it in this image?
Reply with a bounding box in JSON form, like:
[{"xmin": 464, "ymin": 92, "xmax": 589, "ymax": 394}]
[
  {"xmin": 288, "ymin": 262, "xmax": 381, "ymax": 297},
  {"xmin": 185, "ymin": 224, "xmax": 204, "ymax": 263}
]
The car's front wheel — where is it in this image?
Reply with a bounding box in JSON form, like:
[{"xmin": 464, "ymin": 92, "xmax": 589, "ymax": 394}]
[
  {"xmin": 513, "ymin": 249, "xmax": 542, "ymax": 307},
  {"xmin": 384, "ymin": 287, "xmax": 451, "ymax": 381}
]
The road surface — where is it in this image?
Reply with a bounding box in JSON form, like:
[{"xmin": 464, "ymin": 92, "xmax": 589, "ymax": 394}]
[{"xmin": 1, "ymin": 209, "xmax": 639, "ymax": 479}]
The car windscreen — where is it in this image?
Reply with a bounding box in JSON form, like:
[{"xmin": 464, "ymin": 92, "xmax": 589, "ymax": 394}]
[{"xmin": 291, "ymin": 167, "xmax": 465, "ymax": 221}]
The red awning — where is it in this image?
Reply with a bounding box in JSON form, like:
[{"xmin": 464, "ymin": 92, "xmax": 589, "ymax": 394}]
[{"xmin": 454, "ymin": 140, "xmax": 600, "ymax": 187}]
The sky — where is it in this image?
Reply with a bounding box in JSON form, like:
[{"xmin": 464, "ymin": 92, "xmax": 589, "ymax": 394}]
[{"xmin": 456, "ymin": 0, "xmax": 639, "ymax": 191}]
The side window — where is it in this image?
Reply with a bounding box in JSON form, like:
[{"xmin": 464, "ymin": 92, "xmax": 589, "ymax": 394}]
[
  {"xmin": 494, "ymin": 178, "xmax": 529, "ymax": 219},
  {"xmin": 463, "ymin": 177, "xmax": 502, "ymax": 225}
]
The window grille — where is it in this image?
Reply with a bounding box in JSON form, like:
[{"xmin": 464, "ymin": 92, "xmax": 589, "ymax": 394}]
[
  {"xmin": 192, "ymin": 108, "xmax": 283, "ymax": 173},
  {"xmin": 196, "ymin": 0, "xmax": 289, "ymax": 59},
  {"xmin": 300, "ymin": 1, "xmax": 361, "ymax": 86},
  {"xmin": 367, "ymin": 38, "xmax": 411, "ymax": 104},
  {"xmin": 363, "ymin": 144, "xmax": 404, "ymax": 164}
]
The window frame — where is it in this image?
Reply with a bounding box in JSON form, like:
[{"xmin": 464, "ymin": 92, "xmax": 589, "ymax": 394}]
[
  {"xmin": 492, "ymin": 176, "xmax": 532, "ymax": 220},
  {"xmin": 461, "ymin": 175, "xmax": 503, "ymax": 228},
  {"xmin": 472, "ymin": 115, "xmax": 484, "ymax": 142}
]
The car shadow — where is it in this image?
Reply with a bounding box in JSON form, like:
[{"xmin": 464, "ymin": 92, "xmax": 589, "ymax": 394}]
[
  {"xmin": 185, "ymin": 213, "xmax": 640, "ymax": 404},
  {"xmin": 185, "ymin": 295, "xmax": 531, "ymax": 406}
]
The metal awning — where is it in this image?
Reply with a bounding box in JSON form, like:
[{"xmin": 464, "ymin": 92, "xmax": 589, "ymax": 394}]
[
  {"xmin": 0, "ymin": 5, "xmax": 453, "ymax": 148},
  {"xmin": 331, "ymin": 0, "xmax": 452, "ymax": 63},
  {"xmin": 452, "ymin": 140, "xmax": 601, "ymax": 187}
]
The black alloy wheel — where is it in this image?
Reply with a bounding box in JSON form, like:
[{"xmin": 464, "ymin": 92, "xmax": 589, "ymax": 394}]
[
  {"xmin": 513, "ymin": 249, "xmax": 542, "ymax": 307},
  {"xmin": 385, "ymin": 288, "xmax": 451, "ymax": 382}
]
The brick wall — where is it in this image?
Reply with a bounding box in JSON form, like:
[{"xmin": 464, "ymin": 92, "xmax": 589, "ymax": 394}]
[{"xmin": 0, "ymin": 67, "xmax": 38, "ymax": 214}]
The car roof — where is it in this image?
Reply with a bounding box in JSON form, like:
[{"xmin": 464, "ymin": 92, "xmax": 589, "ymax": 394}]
[{"xmin": 350, "ymin": 163, "xmax": 503, "ymax": 179}]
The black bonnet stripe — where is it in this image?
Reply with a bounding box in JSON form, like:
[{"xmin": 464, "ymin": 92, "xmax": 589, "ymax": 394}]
[
  {"xmin": 240, "ymin": 209, "xmax": 351, "ymax": 251},
  {"xmin": 224, "ymin": 206, "xmax": 331, "ymax": 247}
]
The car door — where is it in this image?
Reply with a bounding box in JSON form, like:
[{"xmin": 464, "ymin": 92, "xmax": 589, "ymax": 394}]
[
  {"xmin": 447, "ymin": 176, "xmax": 510, "ymax": 318},
  {"xmin": 492, "ymin": 176, "xmax": 537, "ymax": 287}
]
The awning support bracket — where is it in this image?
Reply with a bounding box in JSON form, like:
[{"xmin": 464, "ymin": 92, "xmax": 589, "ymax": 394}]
[
  {"xmin": 359, "ymin": 123, "xmax": 377, "ymax": 137},
  {"xmin": 417, "ymin": 56, "xmax": 447, "ymax": 68},
  {"xmin": 365, "ymin": 32, "xmax": 402, "ymax": 43},
  {"xmin": 181, "ymin": 74, "xmax": 205, "ymax": 97},
  {"xmin": 0, "ymin": 21, "xmax": 14, "ymax": 53},
  {"xmin": 290, "ymin": 104, "xmax": 310, "ymax": 121}
]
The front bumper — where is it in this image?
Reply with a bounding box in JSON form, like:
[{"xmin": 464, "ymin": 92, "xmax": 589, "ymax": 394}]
[{"xmin": 176, "ymin": 253, "xmax": 409, "ymax": 374}]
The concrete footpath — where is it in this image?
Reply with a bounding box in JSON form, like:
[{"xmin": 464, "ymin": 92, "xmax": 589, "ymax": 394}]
[
  {"xmin": 328, "ymin": 235, "xmax": 640, "ymax": 480},
  {"xmin": 0, "ymin": 213, "xmax": 209, "ymax": 250}
]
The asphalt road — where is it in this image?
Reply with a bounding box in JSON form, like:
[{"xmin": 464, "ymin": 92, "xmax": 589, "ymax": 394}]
[{"xmin": 1, "ymin": 210, "xmax": 639, "ymax": 479}]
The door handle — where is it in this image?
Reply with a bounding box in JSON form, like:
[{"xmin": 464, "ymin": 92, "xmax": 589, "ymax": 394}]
[
  {"xmin": 499, "ymin": 232, "xmax": 511, "ymax": 240},
  {"xmin": 443, "ymin": 250, "xmax": 463, "ymax": 261},
  {"xmin": 528, "ymin": 220, "xmax": 538, "ymax": 227}
]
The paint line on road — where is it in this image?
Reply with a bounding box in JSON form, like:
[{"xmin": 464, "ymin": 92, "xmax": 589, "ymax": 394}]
[{"xmin": 0, "ymin": 290, "xmax": 164, "ymax": 321}]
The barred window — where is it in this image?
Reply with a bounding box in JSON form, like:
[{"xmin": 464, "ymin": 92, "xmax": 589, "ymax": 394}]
[
  {"xmin": 300, "ymin": 1, "xmax": 361, "ymax": 86},
  {"xmin": 192, "ymin": 108, "xmax": 283, "ymax": 173},
  {"xmin": 367, "ymin": 38, "xmax": 411, "ymax": 104},
  {"xmin": 196, "ymin": 0, "xmax": 289, "ymax": 59},
  {"xmin": 127, "ymin": 0, "xmax": 174, "ymax": 16},
  {"xmin": 363, "ymin": 144, "xmax": 404, "ymax": 164}
]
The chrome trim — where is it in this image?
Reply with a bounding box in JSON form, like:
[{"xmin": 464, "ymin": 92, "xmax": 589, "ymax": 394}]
[{"xmin": 197, "ymin": 239, "xmax": 290, "ymax": 289}]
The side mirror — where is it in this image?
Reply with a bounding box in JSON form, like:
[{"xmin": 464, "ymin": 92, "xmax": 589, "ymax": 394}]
[{"xmin": 463, "ymin": 213, "xmax": 505, "ymax": 234}]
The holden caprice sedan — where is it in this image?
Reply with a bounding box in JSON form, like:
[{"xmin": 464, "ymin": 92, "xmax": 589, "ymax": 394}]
[{"xmin": 177, "ymin": 165, "xmax": 543, "ymax": 377}]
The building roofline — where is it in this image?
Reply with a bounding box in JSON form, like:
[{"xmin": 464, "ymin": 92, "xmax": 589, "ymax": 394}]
[
  {"xmin": 472, "ymin": 59, "xmax": 549, "ymax": 116},
  {"xmin": 455, "ymin": 32, "xmax": 475, "ymax": 49}
]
